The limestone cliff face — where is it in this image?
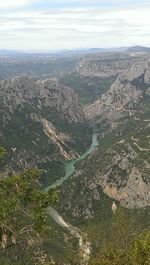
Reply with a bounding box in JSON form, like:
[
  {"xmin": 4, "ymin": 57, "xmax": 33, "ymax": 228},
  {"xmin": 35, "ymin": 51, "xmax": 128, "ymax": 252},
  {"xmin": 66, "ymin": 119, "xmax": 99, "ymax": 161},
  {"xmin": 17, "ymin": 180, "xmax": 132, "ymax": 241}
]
[
  {"xmin": 59, "ymin": 62, "xmax": 150, "ymax": 219},
  {"xmin": 77, "ymin": 56, "xmax": 141, "ymax": 78},
  {"xmin": 0, "ymin": 76, "xmax": 90, "ymax": 183},
  {"xmin": 84, "ymin": 61, "xmax": 150, "ymax": 127},
  {"xmin": 1, "ymin": 76, "xmax": 85, "ymax": 124},
  {"xmin": 59, "ymin": 140, "xmax": 150, "ymax": 219}
]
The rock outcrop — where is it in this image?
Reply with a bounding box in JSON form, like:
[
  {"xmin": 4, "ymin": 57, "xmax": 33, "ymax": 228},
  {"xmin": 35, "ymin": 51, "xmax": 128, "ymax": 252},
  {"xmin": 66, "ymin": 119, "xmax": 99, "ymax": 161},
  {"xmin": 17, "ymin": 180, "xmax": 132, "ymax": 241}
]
[
  {"xmin": 59, "ymin": 61, "xmax": 150, "ymax": 219},
  {"xmin": 77, "ymin": 55, "xmax": 144, "ymax": 78},
  {"xmin": 84, "ymin": 60, "xmax": 150, "ymax": 127},
  {"xmin": 1, "ymin": 76, "xmax": 85, "ymax": 124},
  {"xmin": 0, "ymin": 76, "xmax": 90, "ymax": 183}
]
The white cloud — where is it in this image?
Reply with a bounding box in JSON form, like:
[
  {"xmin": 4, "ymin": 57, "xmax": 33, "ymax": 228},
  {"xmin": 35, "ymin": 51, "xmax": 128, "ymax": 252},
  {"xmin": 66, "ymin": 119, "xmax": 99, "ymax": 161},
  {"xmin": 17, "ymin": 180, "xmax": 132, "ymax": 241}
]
[
  {"xmin": 0, "ymin": 1, "xmax": 24, "ymax": 8},
  {"xmin": 0, "ymin": 2, "xmax": 150, "ymax": 50},
  {"xmin": 0, "ymin": 0, "xmax": 38, "ymax": 9}
]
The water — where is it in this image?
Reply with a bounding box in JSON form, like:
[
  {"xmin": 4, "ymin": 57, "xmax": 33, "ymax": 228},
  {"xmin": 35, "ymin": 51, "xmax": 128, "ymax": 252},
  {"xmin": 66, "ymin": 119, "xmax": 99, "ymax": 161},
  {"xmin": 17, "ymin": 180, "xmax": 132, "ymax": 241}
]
[
  {"xmin": 49, "ymin": 132, "xmax": 99, "ymax": 189},
  {"xmin": 47, "ymin": 132, "xmax": 99, "ymax": 264}
]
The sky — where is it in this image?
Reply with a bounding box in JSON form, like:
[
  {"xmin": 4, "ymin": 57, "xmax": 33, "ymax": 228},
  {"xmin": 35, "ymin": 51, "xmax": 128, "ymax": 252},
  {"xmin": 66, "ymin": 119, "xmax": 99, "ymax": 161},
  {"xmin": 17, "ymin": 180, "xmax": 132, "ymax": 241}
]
[{"xmin": 0, "ymin": 0, "xmax": 150, "ymax": 51}]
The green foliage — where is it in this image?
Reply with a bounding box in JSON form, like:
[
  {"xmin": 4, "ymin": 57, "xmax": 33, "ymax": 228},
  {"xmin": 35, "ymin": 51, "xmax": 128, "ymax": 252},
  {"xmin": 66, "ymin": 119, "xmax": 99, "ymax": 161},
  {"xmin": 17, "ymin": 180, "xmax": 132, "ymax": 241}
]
[
  {"xmin": 60, "ymin": 74, "xmax": 115, "ymax": 105},
  {"xmin": 0, "ymin": 147, "xmax": 58, "ymax": 265},
  {"xmin": 0, "ymin": 56, "xmax": 79, "ymax": 80},
  {"xmin": 67, "ymin": 251, "xmax": 80, "ymax": 265},
  {"xmin": 0, "ymin": 168, "xmax": 58, "ymax": 246},
  {"xmin": 112, "ymin": 208, "xmax": 135, "ymax": 245},
  {"xmin": 88, "ymin": 208, "xmax": 150, "ymax": 265},
  {"xmin": 89, "ymin": 231, "xmax": 150, "ymax": 265},
  {"xmin": 0, "ymin": 147, "xmax": 6, "ymax": 158},
  {"xmin": 130, "ymin": 231, "xmax": 150, "ymax": 265},
  {"xmin": 0, "ymin": 147, "xmax": 6, "ymax": 164}
]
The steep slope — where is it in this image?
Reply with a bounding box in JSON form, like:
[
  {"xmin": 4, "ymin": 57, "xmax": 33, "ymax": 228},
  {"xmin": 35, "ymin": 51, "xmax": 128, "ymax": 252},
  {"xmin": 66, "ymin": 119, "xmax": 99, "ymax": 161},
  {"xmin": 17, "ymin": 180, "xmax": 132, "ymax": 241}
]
[
  {"xmin": 76, "ymin": 53, "xmax": 145, "ymax": 78},
  {"xmin": 59, "ymin": 61, "xmax": 150, "ymax": 220},
  {"xmin": 85, "ymin": 60, "xmax": 150, "ymax": 128},
  {"xmin": 0, "ymin": 76, "xmax": 90, "ymax": 184},
  {"xmin": 60, "ymin": 53, "xmax": 142, "ymax": 106}
]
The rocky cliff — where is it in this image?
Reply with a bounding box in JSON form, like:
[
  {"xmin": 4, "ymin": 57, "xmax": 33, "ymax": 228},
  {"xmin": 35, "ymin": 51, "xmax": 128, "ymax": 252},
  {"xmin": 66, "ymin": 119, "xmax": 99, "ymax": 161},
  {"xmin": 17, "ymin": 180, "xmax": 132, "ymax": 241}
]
[
  {"xmin": 76, "ymin": 53, "xmax": 145, "ymax": 78},
  {"xmin": 0, "ymin": 76, "xmax": 90, "ymax": 184},
  {"xmin": 85, "ymin": 60, "xmax": 150, "ymax": 127},
  {"xmin": 59, "ymin": 61, "xmax": 150, "ymax": 219}
]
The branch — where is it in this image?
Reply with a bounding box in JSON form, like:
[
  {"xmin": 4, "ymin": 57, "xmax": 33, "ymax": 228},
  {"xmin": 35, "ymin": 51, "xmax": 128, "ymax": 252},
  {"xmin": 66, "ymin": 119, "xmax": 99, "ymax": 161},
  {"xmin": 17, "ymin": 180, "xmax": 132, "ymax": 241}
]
[
  {"xmin": 22, "ymin": 209, "xmax": 33, "ymax": 219},
  {"xmin": 19, "ymin": 224, "xmax": 34, "ymax": 235}
]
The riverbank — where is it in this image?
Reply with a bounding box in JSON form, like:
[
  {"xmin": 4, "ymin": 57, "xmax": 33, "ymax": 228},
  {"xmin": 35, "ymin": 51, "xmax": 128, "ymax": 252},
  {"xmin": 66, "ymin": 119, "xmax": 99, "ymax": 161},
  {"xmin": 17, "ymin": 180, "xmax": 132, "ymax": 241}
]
[{"xmin": 47, "ymin": 132, "xmax": 99, "ymax": 264}]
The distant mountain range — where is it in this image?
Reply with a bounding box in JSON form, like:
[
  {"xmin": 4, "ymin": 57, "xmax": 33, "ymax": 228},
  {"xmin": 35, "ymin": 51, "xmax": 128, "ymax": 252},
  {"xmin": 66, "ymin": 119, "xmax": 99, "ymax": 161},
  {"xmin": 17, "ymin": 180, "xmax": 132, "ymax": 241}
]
[
  {"xmin": 0, "ymin": 46, "xmax": 150, "ymax": 57},
  {"xmin": 127, "ymin": 45, "xmax": 150, "ymax": 52}
]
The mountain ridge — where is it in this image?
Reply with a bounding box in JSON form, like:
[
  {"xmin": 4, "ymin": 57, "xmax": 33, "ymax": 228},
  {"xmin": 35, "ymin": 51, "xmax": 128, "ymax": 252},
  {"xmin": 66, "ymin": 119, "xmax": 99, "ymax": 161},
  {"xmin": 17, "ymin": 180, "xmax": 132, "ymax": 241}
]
[
  {"xmin": 0, "ymin": 76, "xmax": 90, "ymax": 184},
  {"xmin": 59, "ymin": 60, "xmax": 150, "ymax": 220}
]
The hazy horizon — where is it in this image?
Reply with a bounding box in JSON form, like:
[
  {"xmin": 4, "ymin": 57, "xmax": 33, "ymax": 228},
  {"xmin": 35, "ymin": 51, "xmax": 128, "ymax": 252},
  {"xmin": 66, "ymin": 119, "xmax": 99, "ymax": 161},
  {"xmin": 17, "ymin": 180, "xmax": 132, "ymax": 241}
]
[{"xmin": 0, "ymin": 45, "xmax": 149, "ymax": 53}]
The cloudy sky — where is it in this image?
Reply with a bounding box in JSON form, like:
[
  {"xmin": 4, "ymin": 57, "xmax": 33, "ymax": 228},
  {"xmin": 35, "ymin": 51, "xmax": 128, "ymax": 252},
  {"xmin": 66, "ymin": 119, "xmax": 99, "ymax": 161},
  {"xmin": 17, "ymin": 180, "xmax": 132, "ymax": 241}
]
[{"xmin": 0, "ymin": 0, "xmax": 150, "ymax": 51}]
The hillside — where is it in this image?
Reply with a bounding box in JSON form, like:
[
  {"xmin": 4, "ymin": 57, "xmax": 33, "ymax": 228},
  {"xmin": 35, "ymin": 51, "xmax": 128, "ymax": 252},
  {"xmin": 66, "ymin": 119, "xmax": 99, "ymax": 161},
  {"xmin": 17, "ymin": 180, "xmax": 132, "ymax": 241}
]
[
  {"xmin": 1, "ymin": 51, "xmax": 149, "ymax": 107},
  {"xmin": 59, "ymin": 60, "xmax": 150, "ymax": 218},
  {"xmin": 0, "ymin": 76, "xmax": 90, "ymax": 185},
  {"xmin": 0, "ymin": 58, "xmax": 150, "ymax": 265}
]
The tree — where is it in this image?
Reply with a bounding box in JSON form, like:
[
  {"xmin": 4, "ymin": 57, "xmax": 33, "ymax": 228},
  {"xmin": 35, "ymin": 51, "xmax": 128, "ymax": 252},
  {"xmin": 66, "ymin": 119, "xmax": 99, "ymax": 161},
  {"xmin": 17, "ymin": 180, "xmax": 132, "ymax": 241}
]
[{"xmin": 0, "ymin": 147, "xmax": 58, "ymax": 263}]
